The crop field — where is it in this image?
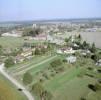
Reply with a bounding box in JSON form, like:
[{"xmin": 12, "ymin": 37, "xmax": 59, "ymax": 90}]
[
  {"xmin": 0, "ymin": 36, "xmax": 44, "ymax": 49},
  {"xmin": 0, "ymin": 74, "xmax": 27, "ymax": 100},
  {"xmin": 29, "ymin": 56, "xmax": 100, "ymax": 100}
]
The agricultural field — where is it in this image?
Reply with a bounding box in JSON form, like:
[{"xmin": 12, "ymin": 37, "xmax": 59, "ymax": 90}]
[
  {"xmin": 10, "ymin": 52, "xmax": 101, "ymax": 100},
  {"xmin": 1, "ymin": 34, "xmax": 101, "ymax": 100},
  {"xmin": 0, "ymin": 74, "xmax": 27, "ymax": 100},
  {"xmin": 0, "ymin": 36, "xmax": 44, "ymax": 49}
]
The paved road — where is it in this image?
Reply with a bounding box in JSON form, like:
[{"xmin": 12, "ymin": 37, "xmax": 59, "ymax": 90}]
[
  {"xmin": 14, "ymin": 55, "xmax": 57, "ymax": 75},
  {"xmin": 0, "ymin": 64, "xmax": 34, "ymax": 100}
]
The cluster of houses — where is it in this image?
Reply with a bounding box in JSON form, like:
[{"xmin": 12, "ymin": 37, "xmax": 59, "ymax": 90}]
[
  {"xmin": 1, "ymin": 30, "xmax": 23, "ymax": 37},
  {"xmin": 56, "ymin": 47, "xmax": 75, "ymax": 54},
  {"xmin": 14, "ymin": 44, "xmax": 48, "ymax": 63},
  {"xmin": 15, "ymin": 48, "xmax": 33, "ymax": 63}
]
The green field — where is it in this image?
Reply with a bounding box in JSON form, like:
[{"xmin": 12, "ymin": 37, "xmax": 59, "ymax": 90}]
[
  {"xmin": 9, "ymin": 53, "xmax": 101, "ymax": 100},
  {"xmin": 0, "ymin": 74, "xmax": 27, "ymax": 100}
]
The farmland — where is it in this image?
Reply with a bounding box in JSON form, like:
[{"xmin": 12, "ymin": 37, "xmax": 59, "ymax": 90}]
[
  {"xmin": 0, "ymin": 30, "xmax": 101, "ymax": 100},
  {"xmin": 9, "ymin": 52, "xmax": 101, "ymax": 100},
  {"xmin": 0, "ymin": 74, "xmax": 27, "ymax": 100},
  {"xmin": 0, "ymin": 36, "xmax": 44, "ymax": 49}
]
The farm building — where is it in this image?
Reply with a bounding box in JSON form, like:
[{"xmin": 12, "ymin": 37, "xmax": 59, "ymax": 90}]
[{"xmin": 66, "ymin": 56, "xmax": 77, "ymax": 63}]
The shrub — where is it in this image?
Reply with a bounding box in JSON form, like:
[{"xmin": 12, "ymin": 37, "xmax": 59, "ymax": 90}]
[{"xmin": 23, "ymin": 72, "xmax": 33, "ymax": 85}]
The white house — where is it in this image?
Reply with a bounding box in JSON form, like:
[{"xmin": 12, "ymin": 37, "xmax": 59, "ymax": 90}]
[
  {"xmin": 1, "ymin": 32, "xmax": 21, "ymax": 37},
  {"xmin": 66, "ymin": 56, "xmax": 77, "ymax": 63},
  {"xmin": 96, "ymin": 59, "xmax": 101, "ymax": 66},
  {"xmin": 57, "ymin": 47, "xmax": 75, "ymax": 54}
]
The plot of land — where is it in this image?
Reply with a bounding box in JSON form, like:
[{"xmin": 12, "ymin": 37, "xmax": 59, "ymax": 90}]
[
  {"xmin": 9, "ymin": 53, "xmax": 101, "ymax": 100},
  {"xmin": 0, "ymin": 36, "xmax": 44, "ymax": 49},
  {"xmin": 0, "ymin": 74, "xmax": 27, "ymax": 100}
]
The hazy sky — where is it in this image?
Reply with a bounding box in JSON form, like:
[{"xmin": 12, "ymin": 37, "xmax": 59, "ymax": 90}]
[{"xmin": 0, "ymin": 0, "xmax": 101, "ymax": 21}]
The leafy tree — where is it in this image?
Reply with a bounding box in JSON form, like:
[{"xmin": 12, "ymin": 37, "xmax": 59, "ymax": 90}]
[
  {"xmin": 32, "ymin": 82, "xmax": 52, "ymax": 100},
  {"xmin": 23, "ymin": 72, "xmax": 33, "ymax": 85},
  {"xmin": 4, "ymin": 57, "xmax": 15, "ymax": 68},
  {"xmin": 41, "ymin": 47, "xmax": 46, "ymax": 54},
  {"xmin": 65, "ymin": 36, "xmax": 72, "ymax": 46},
  {"xmin": 50, "ymin": 59, "xmax": 63, "ymax": 70},
  {"xmin": 23, "ymin": 28, "xmax": 42, "ymax": 37},
  {"xmin": 90, "ymin": 43, "xmax": 96, "ymax": 53},
  {"xmin": 34, "ymin": 48, "xmax": 41, "ymax": 55},
  {"xmin": 77, "ymin": 34, "xmax": 82, "ymax": 42},
  {"xmin": 0, "ymin": 45, "xmax": 3, "ymax": 55},
  {"xmin": 82, "ymin": 41, "xmax": 90, "ymax": 49}
]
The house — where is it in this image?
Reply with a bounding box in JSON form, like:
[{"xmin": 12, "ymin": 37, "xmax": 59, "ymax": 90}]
[
  {"xmin": 1, "ymin": 31, "xmax": 21, "ymax": 37},
  {"xmin": 80, "ymin": 50, "xmax": 91, "ymax": 56},
  {"xmin": 21, "ymin": 50, "xmax": 32, "ymax": 58},
  {"xmin": 47, "ymin": 34, "xmax": 64, "ymax": 45},
  {"xmin": 57, "ymin": 47, "xmax": 75, "ymax": 54},
  {"xmin": 96, "ymin": 59, "xmax": 101, "ymax": 66},
  {"xmin": 33, "ymin": 33, "xmax": 47, "ymax": 41},
  {"xmin": 15, "ymin": 55, "xmax": 25, "ymax": 63},
  {"xmin": 66, "ymin": 56, "xmax": 77, "ymax": 63}
]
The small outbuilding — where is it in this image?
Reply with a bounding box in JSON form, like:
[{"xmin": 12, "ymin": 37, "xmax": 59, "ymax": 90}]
[
  {"xmin": 96, "ymin": 59, "xmax": 101, "ymax": 66},
  {"xmin": 66, "ymin": 56, "xmax": 77, "ymax": 63}
]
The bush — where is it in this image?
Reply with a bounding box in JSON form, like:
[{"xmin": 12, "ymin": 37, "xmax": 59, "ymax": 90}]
[
  {"xmin": 88, "ymin": 84, "xmax": 96, "ymax": 92},
  {"xmin": 50, "ymin": 59, "xmax": 63, "ymax": 69},
  {"xmin": 23, "ymin": 72, "xmax": 33, "ymax": 85},
  {"xmin": 4, "ymin": 57, "xmax": 15, "ymax": 68}
]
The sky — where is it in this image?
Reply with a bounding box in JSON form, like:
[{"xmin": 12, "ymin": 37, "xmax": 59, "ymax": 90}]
[{"xmin": 0, "ymin": 0, "xmax": 101, "ymax": 22}]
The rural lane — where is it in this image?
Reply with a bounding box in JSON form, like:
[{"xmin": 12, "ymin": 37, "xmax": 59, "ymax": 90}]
[
  {"xmin": 0, "ymin": 63, "xmax": 34, "ymax": 100},
  {"xmin": 14, "ymin": 55, "xmax": 57, "ymax": 75}
]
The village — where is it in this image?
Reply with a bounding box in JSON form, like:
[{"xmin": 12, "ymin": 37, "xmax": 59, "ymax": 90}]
[{"xmin": 0, "ymin": 21, "xmax": 101, "ymax": 100}]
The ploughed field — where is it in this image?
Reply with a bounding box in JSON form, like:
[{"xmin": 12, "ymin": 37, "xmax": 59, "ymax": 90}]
[
  {"xmin": 60, "ymin": 32, "xmax": 101, "ymax": 48},
  {"xmin": 0, "ymin": 74, "xmax": 27, "ymax": 100},
  {"xmin": 0, "ymin": 36, "xmax": 44, "ymax": 49}
]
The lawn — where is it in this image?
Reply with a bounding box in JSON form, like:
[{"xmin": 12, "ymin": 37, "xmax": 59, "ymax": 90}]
[{"xmin": 0, "ymin": 74, "xmax": 27, "ymax": 100}]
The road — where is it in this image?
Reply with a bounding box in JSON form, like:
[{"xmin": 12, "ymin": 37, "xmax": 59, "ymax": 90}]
[
  {"xmin": 14, "ymin": 55, "xmax": 57, "ymax": 75},
  {"xmin": 0, "ymin": 64, "xmax": 34, "ymax": 100}
]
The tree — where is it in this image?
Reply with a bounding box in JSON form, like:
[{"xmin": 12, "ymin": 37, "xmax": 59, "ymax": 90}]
[
  {"xmin": 41, "ymin": 47, "xmax": 46, "ymax": 54},
  {"xmin": 23, "ymin": 28, "xmax": 42, "ymax": 37},
  {"xmin": 65, "ymin": 36, "xmax": 72, "ymax": 46},
  {"xmin": 77, "ymin": 34, "xmax": 82, "ymax": 42},
  {"xmin": 32, "ymin": 82, "xmax": 52, "ymax": 100},
  {"xmin": 4, "ymin": 57, "xmax": 15, "ymax": 68},
  {"xmin": 90, "ymin": 43, "xmax": 96, "ymax": 53},
  {"xmin": 0, "ymin": 45, "xmax": 3, "ymax": 55},
  {"xmin": 82, "ymin": 41, "xmax": 90, "ymax": 49},
  {"xmin": 23, "ymin": 72, "xmax": 33, "ymax": 85},
  {"xmin": 34, "ymin": 48, "xmax": 41, "ymax": 55},
  {"xmin": 50, "ymin": 59, "xmax": 63, "ymax": 71}
]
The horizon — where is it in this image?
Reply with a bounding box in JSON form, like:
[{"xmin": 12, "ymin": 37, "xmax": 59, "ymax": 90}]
[
  {"xmin": 0, "ymin": 0, "xmax": 101, "ymax": 22},
  {"xmin": 0, "ymin": 17, "xmax": 101, "ymax": 23}
]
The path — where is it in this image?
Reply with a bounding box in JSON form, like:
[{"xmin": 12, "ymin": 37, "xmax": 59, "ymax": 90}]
[
  {"xmin": 14, "ymin": 55, "xmax": 57, "ymax": 75},
  {"xmin": 0, "ymin": 64, "xmax": 34, "ymax": 100}
]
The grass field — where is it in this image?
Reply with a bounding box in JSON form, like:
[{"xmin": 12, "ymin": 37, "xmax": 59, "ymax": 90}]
[
  {"xmin": 0, "ymin": 74, "xmax": 27, "ymax": 100},
  {"xmin": 9, "ymin": 53, "xmax": 101, "ymax": 100}
]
